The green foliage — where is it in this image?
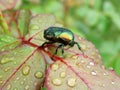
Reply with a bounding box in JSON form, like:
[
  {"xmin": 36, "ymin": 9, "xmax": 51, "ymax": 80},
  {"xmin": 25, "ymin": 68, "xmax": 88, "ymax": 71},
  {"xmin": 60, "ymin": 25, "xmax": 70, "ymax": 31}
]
[
  {"xmin": 0, "ymin": 35, "xmax": 19, "ymax": 52},
  {"xmin": 18, "ymin": 10, "xmax": 31, "ymax": 37}
]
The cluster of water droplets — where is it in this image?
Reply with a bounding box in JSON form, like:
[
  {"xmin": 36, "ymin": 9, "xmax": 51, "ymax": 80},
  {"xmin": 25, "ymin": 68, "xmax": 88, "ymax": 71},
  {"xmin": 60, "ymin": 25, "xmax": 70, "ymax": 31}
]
[
  {"xmin": 46, "ymin": 51, "xmax": 120, "ymax": 90},
  {"xmin": 0, "ymin": 46, "xmax": 45, "ymax": 90}
]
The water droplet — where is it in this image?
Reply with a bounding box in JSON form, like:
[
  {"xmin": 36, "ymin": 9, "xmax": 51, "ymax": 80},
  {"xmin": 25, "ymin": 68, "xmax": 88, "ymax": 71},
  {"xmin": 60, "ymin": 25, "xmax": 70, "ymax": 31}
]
[
  {"xmin": 72, "ymin": 55, "xmax": 78, "ymax": 59},
  {"xmin": 14, "ymin": 52, "xmax": 17, "ymax": 55},
  {"xmin": 4, "ymin": 67, "xmax": 10, "ymax": 72},
  {"xmin": 25, "ymin": 85, "xmax": 29, "ymax": 90},
  {"xmin": 91, "ymin": 70, "xmax": 97, "ymax": 76},
  {"xmin": 108, "ymin": 67, "xmax": 113, "ymax": 70},
  {"xmin": 18, "ymin": 50, "xmax": 24, "ymax": 53},
  {"xmin": 99, "ymin": 83, "xmax": 105, "ymax": 87},
  {"xmin": 22, "ymin": 65, "xmax": 30, "ymax": 76},
  {"xmin": 1, "ymin": 48, "xmax": 5, "ymax": 52},
  {"xmin": 81, "ymin": 45, "xmax": 87, "ymax": 51},
  {"xmin": 34, "ymin": 81, "xmax": 38, "ymax": 86},
  {"xmin": 23, "ymin": 78, "xmax": 26, "ymax": 81},
  {"xmin": 0, "ymin": 57, "xmax": 13, "ymax": 64},
  {"xmin": 0, "ymin": 75, "xmax": 2, "ymax": 79},
  {"xmin": 111, "ymin": 81, "xmax": 115, "ymax": 85},
  {"xmin": 91, "ymin": 52, "xmax": 96, "ymax": 56},
  {"xmin": 20, "ymin": 81, "xmax": 24, "ymax": 85},
  {"xmin": 7, "ymin": 84, "xmax": 11, "ymax": 90},
  {"xmin": 60, "ymin": 71, "xmax": 66, "ymax": 78},
  {"xmin": 52, "ymin": 78, "xmax": 62, "ymax": 86},
  {"xmin": 103, "ymin": 72, "xmax": 109, "ymax": 76},
  {"xmin": 16, "ymin": 77, "xmax": 20, "ymax": 80},
  {"xmin": 51, "ymin": 64, "xmax": 59, "ymax": 71},
  {"xmin": 0, "ymin": 80, "xmax": 3, "ymax": 84},
  {"xmin": 67, "ymin": 78, "xmax": 77, "ymax": 87},
  {"xmin": 9, "ymin": 45, "xmax": 14, "ymax": 49},
  {"xmin": 78, "ymin": 37, "xmax": 82, "ymax": 40},
  {"xmin": 86, "ymin": 65, "xmax": 91, "ymax": 69},
  {"xmin": 80, "ymin": 60, "xmax": 85, "ymax": 63},
  {"xmin": 13, "ymin": 61, "xmax": 17, "ymax": 65},
  {"xmin": 13, "ymin": 87, "xmax": 18, "ymax": 90},
  {"xmin": 30, "ymin": 25, "xmax": 40, "ymax": 30},
  {"xmin": 89, "ymin": 62, "xmax": 94, "ymax": 66},
  {"xmin": 34, "ymin": 71, "xmax": 43, "ymax": 79}
]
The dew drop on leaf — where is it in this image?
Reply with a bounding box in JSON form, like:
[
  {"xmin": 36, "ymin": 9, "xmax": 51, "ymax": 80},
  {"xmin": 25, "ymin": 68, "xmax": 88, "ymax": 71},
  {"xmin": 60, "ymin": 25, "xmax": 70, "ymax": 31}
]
[
  {"xmin": 34, "ymin": 71, "xmax": 43, "ymax": 79},
  {"xmin": 14, "ymin": 52, "xmax": 17, "ymax": 55},
  {"xmin": 25, "ymin": 85, "xmax": 29, "ymax": 90},
  {"xmin": 7, "ymin": 84, "xmax": 11, "ymax": 90},
  {"xmin": 67, "ymin": 78, "xmax": 77, "ymax": 87},
  {"xmin": 1, "ymin": 48, "xmax": 5, "ymax": 52},
  {"xmin": 9, "ymin": 45, "xmax": 14, "ymax": 49},
  {"xmin": 30, "ymin": 25, "xmax": 40, "ymax": 30},
  {"xmin": 89, "ymin": 62, "xmax": 94, "ymax": 66},
  {"xmin": 0, "ymin": 80, "xmax": 3, "ymax": 84},
  {"xmin": 52, "ymin": 78, "xmax": 62, "ymax": 86},
  {"xmin": 60, "ymin": 71, "xmax": 66, "ymax": 78},
  {"xmin": 18, "ymin": 50, "xmax": 24, "ymax": 53},
  {"xmin": 81, "ymin": 44, "xmax": 87, "ymax": 51},
  {"xmin": 99, "ymin": 83, "xmax": 105, "ymax": 87},
  {"xmin": 108, "ymin": 67, "xmax": 114, "ymax": 70},
  {"xmin": 4, "ymin": 67, "xmax": 10, "ymax": 72},
  {"xmin": 20, "ymin": 81, "xmax": 24, "ymax": 85},
  {"xmin": 22, "ymin": 65, "xmax": 31, "ymax": 76},
  {"xmin": 13, "ymin": 61, "xmax": 17, "ymax": 65},
  {"xmin": 111, "ymin": 81, "xmax": 115, "ymax": 85},
  {"xmin": 103, "ymin": 72, "xmax": 109, "ymax": 76},
  {"xmin": 0, "ymin": 75, "xmax": 2, "ymax": 79},
  {"xmin": 13, "ymin": 87, "xmax": 18, "ymax": 90},
  {"xmin": 34, "ymin": 81, "xmax": 38, "ymax": 86},
  {"xmin": 0, "ymin": 57, "xmax": 13, "ymax": 64},
  {"xmin": 51, "ymin": 64, "xmax": 59, "ymax": 71},
  {"xmin": 91, "ymin": 70, "xmax": 97, "ymax": 76},
  {"xmin": 86, "ymin": 65, "xmax": 91, "ymax": 69}
]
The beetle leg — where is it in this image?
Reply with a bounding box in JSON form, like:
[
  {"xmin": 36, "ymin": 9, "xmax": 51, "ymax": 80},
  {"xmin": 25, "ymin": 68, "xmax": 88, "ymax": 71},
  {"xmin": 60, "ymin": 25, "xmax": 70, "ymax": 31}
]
[
  {"xmin": 54, "ymin": 44, "xmax": 64, "ymax": 55},
  {"xmin": 61, "ymin": 44, "xmax": 64, "ymax": 55},
  {"xmin": 41, "ymin": 41, "xmax": 55, "ymax": 47},
  {"xmin": 74, "ymin": 42, "xmax": 84, "ymax": 54},
  {"xmin": 74, "ymin": 42, "xmax": 81, "ymax": 50}
]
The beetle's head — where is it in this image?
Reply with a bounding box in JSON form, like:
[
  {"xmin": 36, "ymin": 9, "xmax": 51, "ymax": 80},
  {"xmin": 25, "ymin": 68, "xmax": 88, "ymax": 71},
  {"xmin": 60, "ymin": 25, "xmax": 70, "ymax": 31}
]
[{"xmin": 44, "ymin": 29, "xmax": 54, "ymax": 40}]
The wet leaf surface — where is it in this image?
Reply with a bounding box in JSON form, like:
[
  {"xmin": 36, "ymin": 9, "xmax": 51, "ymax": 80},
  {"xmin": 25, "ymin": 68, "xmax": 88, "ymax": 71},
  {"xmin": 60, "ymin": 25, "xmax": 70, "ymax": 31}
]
[
  {"xmin": 0, "ymin": 45, "xmax": 45, "ymax": 90},
  {"xmin": 0, "ymin": 10, "xmax": 120, "ymax": 90},
  {"xmin": 45, "ymin": 54, "xmax": 120, "ymax": 90}
]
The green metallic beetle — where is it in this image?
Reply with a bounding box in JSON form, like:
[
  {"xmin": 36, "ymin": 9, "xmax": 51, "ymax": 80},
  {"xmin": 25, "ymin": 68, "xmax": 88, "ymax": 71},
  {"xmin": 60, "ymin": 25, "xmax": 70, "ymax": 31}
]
[{"xmin": 41, "ymin": 27, "xmax": 81, "ymax": 55}]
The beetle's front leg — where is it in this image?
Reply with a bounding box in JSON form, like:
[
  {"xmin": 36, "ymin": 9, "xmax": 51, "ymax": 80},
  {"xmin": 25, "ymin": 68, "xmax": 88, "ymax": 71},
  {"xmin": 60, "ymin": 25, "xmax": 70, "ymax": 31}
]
[
  {"xmin": 74, "ymin": 42, "xmax": 84, "ymax": 54},
  {"xmin": 74, "ymin": 42, "xmax": 81, "ymax": 50}
]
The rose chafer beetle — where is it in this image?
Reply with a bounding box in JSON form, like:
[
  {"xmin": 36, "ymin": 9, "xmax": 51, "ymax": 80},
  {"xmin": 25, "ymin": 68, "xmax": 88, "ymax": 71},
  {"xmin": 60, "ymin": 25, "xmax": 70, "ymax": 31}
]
[{"xmin": 41, "ymin": 27, "xmax": 81, "ymax": 55}]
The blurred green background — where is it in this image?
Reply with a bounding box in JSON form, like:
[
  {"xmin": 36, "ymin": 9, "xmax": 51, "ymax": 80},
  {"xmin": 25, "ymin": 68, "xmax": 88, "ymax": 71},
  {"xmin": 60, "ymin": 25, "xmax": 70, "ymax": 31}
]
[{"xmin": 6, "ymin": 0, "xmax": 120, "ymax": 75}]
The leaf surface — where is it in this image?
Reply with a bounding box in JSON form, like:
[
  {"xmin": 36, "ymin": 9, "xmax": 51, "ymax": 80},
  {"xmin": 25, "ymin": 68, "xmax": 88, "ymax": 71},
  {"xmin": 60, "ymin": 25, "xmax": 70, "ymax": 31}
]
[
  {"xmin": 45, "ymin": 54, "xmax": 120, "ymax": 90},
  {"xmin": 0, "ymin": 45, "xmax": 46, "ymax": 90}
]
